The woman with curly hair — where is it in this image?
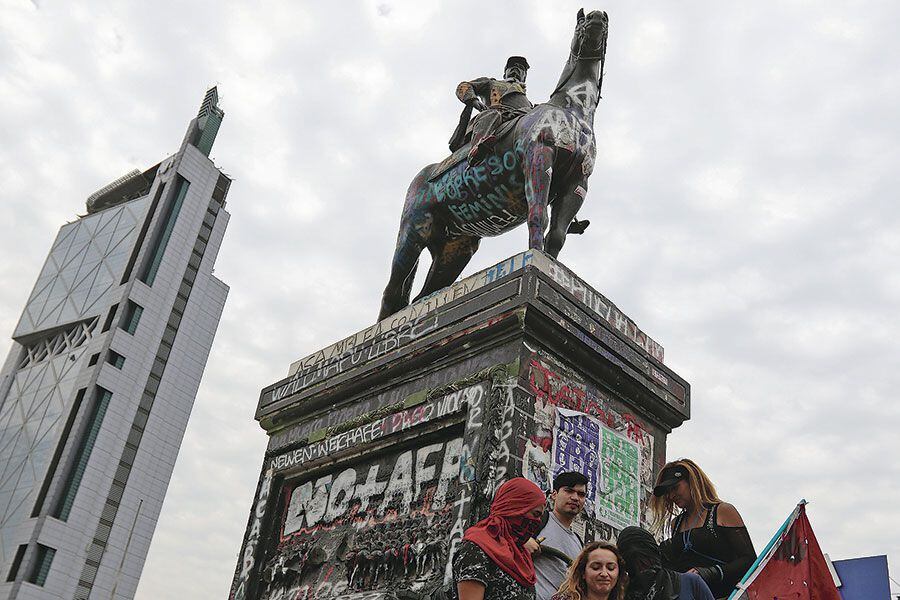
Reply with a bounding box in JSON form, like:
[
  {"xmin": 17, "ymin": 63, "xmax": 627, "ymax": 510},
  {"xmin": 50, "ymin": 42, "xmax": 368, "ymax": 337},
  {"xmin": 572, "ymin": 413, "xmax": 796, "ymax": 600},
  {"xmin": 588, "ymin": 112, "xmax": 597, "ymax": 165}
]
[
  {"xmin": 650, "ymin": 459, "xmax": 756, "ymax": 599},
  {"xmin": 550, "ymin": 541, "xmax": 627, "ymax": 600}
]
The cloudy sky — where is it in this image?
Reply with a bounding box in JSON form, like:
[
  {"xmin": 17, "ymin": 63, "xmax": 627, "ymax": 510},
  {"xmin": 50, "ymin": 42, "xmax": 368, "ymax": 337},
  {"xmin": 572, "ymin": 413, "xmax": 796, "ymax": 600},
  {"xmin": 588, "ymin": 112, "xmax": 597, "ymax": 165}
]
[{"xmin": 2, "ymin": 0, "xmax": 899, "ymax": 597}]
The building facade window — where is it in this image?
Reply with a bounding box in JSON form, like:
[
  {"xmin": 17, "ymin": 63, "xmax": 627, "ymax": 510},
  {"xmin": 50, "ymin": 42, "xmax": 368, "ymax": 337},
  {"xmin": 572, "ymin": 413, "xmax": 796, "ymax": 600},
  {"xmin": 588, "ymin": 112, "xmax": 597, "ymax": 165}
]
[
  {"xmin": 121, "ymin": 300, "xmax": 143, "ymax": 335},
  {"xmin": 101, "ymin": 303, "xmax": 119, "ymax": 332},
  {"xmin": 107, "ymin": 351, "xmax": 125, "ymax": 369},
  {"xmin": 53, "ymin": 388, "xmax": 112, "ymax": 521},
  {"xmin": 27, "ymin": 544, "xmax": 56, "ymax": 586},
  {"xmin": 15, "ymin": 317, "xmax": 99, "ymax": 370},
  {"xmin": 140, "ymin": 177, "xmax": 190, "ymax": 286},
  {"xmin": 30, "ymin": 388, "xmax": 86, "ymax": 518}
]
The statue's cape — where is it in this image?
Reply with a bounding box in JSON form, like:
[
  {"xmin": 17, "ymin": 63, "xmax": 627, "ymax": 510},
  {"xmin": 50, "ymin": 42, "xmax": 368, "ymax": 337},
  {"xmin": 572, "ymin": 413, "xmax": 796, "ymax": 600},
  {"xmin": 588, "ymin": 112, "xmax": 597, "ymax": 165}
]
[
  {"xmin": 428, "ymin": 145, "xmax": 471, "ymax": 183},
  {"xmin": 428, "ymin": 116, "xmax": 522, "ymax": 183}
]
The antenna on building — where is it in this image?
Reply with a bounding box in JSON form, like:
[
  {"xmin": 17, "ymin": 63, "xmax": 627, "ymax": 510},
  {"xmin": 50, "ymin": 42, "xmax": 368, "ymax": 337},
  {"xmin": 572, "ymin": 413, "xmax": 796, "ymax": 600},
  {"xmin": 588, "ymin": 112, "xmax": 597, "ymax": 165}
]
[{"xmin": 194, "ymin": 86, "xmax": 225, "ymax": 157}]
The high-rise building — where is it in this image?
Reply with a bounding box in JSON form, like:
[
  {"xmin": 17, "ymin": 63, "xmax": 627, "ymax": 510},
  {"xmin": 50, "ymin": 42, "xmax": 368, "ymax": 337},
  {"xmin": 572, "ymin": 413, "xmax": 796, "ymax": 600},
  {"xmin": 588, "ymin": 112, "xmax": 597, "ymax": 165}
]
[{"xmin": 0, "ymin": 88, "xmax": 231, "ymax": 599}]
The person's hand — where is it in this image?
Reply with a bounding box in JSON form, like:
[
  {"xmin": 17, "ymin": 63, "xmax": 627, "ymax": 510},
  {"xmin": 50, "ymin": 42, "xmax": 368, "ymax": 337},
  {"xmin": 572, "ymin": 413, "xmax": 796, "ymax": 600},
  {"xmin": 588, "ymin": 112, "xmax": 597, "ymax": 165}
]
[{"xmin": 524, "ymin": 537, "xmax": 542, "ymax": 555}]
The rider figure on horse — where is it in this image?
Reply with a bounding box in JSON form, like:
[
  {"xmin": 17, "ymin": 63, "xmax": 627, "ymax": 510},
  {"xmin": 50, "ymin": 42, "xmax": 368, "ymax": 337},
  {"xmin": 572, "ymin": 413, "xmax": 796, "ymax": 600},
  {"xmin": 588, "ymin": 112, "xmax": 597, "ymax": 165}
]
[{"xmin": 450, "ymin": 56, "xmax": 533, "ymax": 165}]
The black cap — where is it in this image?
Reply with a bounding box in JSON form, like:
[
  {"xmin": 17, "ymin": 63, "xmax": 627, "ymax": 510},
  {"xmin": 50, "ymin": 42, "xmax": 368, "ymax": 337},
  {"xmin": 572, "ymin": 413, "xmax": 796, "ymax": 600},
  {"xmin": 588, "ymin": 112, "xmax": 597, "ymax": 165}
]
[
  {"xmin": 505, "ymin": 56, "xmax": 530, "ymax": 71},
  {"xmin": 553, "ymin": 471, "xmax": 589, "ymax": 491},
  {"xmin": 653, "ymin": 464, "xmax": 688, "ymax": 497}
]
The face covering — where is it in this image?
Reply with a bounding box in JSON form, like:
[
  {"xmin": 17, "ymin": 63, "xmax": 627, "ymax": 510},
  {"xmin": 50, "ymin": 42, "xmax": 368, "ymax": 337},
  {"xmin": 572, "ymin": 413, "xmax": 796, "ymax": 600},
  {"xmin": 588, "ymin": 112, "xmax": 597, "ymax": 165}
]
[
  {"xmin": 461, "ymin": 477, "xmax": 547, "ymax": 586},
  {"xmin": 508, "ymin": 515, "xmax": 544, "ymax": 544}
]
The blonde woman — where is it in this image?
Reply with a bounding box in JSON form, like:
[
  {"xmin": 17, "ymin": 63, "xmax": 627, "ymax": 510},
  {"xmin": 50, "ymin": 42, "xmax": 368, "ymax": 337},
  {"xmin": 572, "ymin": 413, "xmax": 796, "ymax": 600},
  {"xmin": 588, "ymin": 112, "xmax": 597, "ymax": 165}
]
[
  {"xmin": 651, "ymin": 459, "xmax": 756, "ymax": 599},
  {"xmin": 550, "ymin": 541, "xmax": 626, "ymax": 600}
]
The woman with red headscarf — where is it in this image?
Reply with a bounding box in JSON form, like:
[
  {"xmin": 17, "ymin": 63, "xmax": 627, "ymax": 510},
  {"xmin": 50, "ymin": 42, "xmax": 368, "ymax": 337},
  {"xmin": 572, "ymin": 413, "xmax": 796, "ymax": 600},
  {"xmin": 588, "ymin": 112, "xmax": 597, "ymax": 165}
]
[{"xmin": 454, "ymin": 478, "xmax": 548, "ymax": 600}]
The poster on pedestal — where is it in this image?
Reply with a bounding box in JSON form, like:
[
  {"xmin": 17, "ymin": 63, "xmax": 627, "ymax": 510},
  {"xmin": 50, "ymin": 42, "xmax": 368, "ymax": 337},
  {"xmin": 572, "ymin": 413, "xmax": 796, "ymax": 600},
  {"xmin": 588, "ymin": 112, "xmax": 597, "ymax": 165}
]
[
  {"xmin": 595, "ymin": 424, "xmax": 641, "ymax": 530},
  {"xmin": 552, "ymin": 408, "xmax": 602, "ymax": 515},
  {"xmin": 552, "ymin": 407, "xmax": 641, "ymax": 530}
]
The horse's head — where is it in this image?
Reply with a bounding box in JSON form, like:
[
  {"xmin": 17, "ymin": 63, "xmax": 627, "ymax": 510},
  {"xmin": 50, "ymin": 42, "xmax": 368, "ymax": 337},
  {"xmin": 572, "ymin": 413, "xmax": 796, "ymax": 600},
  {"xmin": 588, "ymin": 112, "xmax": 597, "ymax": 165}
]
[{"xmin": 571, "ymin": 9, "xmax": 609, "ymax": 61}]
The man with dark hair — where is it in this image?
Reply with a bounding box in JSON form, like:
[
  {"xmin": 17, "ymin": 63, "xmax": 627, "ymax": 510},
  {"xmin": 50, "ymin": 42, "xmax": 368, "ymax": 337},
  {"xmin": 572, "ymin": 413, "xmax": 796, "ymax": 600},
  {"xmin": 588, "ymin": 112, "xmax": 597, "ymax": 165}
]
[
  {"xmin": 525, "ymin": 471, "xmax": 589, "ymax": 600},
  {"xmin": 451, "ymin": 56, "xmax": 533, "ymax": 164}
]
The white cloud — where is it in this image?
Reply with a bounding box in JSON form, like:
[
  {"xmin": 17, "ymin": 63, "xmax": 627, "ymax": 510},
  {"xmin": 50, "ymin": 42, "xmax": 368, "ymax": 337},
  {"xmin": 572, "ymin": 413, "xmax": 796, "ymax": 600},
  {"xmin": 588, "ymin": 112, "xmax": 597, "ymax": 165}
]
[
  {"xmin": 364, "ymin": 0, "xmax": 442, "ymax": 39},
  {"xmin": 814, "ymin": 17, "xmax": 864, "ymax": 41},
  {"xmin": 329, "ymin": 57, "xmax": 393, "ymax": 109},
  {"xmin": 627, "ymin": 19, "xmax": 674, "ymax": 68},
  {"xmin": 597, "ymin": 108, "xmax": 643, "ymax": 169},
  {"xmin": 686, "ymin": 163, "xmax": 746, "ymax": 210}
]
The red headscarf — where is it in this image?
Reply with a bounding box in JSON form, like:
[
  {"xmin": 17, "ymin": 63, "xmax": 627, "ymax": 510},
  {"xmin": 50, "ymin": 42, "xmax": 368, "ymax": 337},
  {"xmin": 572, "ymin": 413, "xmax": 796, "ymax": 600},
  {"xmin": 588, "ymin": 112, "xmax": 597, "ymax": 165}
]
[{"xmin": 462, "ymin": 477, "xmax": 546, "ymax": 587}]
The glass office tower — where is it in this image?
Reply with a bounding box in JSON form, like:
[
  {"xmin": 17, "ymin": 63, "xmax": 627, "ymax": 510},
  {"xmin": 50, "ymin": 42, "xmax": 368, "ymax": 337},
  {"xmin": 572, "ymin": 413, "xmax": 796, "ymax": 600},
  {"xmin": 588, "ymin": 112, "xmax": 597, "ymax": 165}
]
[{"xmin": 0, "ymin": 88, "xmax": 231, "ymax": 599}]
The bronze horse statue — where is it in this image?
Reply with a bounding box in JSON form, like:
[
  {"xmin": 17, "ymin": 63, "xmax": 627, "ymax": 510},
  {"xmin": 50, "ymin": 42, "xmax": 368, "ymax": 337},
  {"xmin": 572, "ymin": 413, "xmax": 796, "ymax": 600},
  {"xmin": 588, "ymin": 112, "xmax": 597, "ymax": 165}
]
[{"xmin": 379, "ymin": 9, "xmax": 609, "ymax": 320}]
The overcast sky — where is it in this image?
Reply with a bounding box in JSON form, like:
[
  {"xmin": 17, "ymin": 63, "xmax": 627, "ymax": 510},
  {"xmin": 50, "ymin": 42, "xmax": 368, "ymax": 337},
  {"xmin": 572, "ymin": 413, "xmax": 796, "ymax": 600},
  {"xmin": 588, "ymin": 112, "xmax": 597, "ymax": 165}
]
[{"xmin": 1, "ymin": 1, "xmax": 899, "ymax": 597}]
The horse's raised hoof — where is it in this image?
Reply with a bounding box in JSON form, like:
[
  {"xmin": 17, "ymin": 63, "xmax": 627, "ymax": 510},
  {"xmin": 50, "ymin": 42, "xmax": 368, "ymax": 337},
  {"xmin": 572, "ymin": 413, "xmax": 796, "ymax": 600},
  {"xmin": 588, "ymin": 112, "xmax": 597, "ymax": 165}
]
[{"xmin": 567, "ymin": 218, "xmax": 591, "ymax": 235}]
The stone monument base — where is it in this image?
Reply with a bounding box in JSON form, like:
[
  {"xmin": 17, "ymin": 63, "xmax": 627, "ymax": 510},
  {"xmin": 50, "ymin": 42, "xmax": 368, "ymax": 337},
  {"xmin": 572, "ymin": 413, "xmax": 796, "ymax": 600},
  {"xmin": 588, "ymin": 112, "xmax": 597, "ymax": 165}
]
[{"xmin": 231, "ymin": 250, "xmax": 689, "ymax": 600}]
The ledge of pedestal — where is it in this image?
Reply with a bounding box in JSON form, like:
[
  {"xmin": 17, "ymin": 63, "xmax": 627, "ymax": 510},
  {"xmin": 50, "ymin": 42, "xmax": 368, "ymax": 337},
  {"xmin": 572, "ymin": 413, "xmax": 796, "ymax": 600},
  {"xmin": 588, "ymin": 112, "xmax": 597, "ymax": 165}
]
[{"xmin": 257, "ymin": 250, "xmax": 688, "ymax": 432}]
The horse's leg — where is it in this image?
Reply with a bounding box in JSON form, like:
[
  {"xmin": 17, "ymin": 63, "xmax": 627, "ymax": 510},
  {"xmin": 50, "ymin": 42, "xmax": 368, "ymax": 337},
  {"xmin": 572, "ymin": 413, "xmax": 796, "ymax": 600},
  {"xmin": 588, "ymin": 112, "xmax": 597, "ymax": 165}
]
[
  {"xmin": 379, "ymin": 227, "xmax": 423, "ymax": 320},
  {"xmin": 545, "ymin": 179, "xmax": 587, "ymax": 258},
  {"xmin": 412, "ymin": 236, "xmax": 480, "ymax": 302},
  {"xmin": 380, "ymin": 168, "xmax": 438, "ymax": 320},
  {"xmin": 399, "ymin": 257, "xmax": 419, "ymax": 302},
  {"xmin": 523, "ymin": 144, "xmax": 555, "ymax": 251}
]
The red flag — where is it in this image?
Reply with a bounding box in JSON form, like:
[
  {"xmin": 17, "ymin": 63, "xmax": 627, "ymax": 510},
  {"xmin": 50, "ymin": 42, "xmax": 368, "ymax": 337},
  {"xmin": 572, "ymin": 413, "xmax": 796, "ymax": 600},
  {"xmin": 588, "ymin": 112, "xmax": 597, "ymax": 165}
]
[{"xmin": 732, "ymin": 503, "xmax": 840, "ymax": 600}]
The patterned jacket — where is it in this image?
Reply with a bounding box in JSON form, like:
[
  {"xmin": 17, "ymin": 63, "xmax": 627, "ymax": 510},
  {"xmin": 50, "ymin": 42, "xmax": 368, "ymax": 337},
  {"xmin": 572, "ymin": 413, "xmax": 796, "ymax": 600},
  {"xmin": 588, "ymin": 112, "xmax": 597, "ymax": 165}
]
[{"xmin": 456, "ymin": 77, "xmax": 532, "ymax": 111}]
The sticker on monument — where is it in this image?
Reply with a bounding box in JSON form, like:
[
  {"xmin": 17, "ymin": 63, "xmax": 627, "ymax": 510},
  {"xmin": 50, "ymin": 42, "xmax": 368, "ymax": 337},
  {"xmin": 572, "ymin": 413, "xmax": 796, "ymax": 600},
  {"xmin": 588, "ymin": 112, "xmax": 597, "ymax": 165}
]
[{"xmin": 523, "ymin": 439, "xmax": 552, "ymax": 492}]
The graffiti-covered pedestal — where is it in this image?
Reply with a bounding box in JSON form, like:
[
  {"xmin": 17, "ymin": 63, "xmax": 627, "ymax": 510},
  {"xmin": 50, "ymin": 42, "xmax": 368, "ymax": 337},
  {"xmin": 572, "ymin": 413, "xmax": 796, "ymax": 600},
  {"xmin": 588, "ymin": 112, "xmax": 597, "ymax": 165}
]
[{"xmin": 231, "ymin": 250, "xmax": 690, "ymax": 600}]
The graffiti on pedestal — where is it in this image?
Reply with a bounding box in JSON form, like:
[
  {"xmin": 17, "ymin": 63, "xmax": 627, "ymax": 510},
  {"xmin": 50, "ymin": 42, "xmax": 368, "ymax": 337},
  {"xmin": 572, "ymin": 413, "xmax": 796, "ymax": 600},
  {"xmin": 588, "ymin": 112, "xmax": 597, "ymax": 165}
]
[
  {"xmin": 275, "ymin": 252, "xmax": 533, "ymax": 394},
  {"xmin": 486, "ymin": 379, "xmax": 516, "ymax": 496},
  {"xmin": 249, "ymin": 381, "xmax": 493, "ymax": 600},
  {"xmin": 528, "ymin": 253, "xmax": 665, "ymax": 362},
  {"xmin": 261, "ymin": 437, "xmax": 463, "ymax": 599},
  {"xmin": 234, "ymin": 468, "xmax": 275, "ymax": 600},
  {"xmin": 266, "ymin": 348, "xmax": 510, "ymax": 453},
  {"xmin": 269, "ymin": 313, "xmax": 440, "ymax": 405},
  {"xmin": 521, "ymin": 352, "xmax": 656, "ymax": 537},
  {"xmin": 269, "ymin": 386, "xmax": 481, "ymax": 473},
  {"xmin": 240, "ymin": 346, "xmax": 665, "ymax": 598}
]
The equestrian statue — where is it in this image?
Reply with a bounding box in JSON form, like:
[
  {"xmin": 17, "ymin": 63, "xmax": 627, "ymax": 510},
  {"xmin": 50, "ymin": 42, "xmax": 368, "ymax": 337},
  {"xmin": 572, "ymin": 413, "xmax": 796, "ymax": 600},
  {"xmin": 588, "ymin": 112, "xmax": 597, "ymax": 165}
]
[{"xmin": 379, "ymin": 9, "xmax": 609, "ymax": 320}]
